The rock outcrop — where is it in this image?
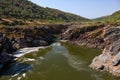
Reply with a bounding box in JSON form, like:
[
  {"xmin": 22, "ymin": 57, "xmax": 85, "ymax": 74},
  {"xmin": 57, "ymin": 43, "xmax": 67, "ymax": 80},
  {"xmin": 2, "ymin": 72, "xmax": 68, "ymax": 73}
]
[
  {"xmin": 61, "ymin": 22, "xmax": 120, "ymax": 76},
  {"xmin": 90, "ymin": 26, "xmax": 120, "ymax": 76},
  {"xmin": 61, "ymin": 23, "xmax": 105, "ymax": 49},
  {"xmin": 0, "ymin": 32, "xmax": 17, "ymax": 69},
  {"xmin": 0, "ymin": 24, "xmax": 68, "ymax": 69}
]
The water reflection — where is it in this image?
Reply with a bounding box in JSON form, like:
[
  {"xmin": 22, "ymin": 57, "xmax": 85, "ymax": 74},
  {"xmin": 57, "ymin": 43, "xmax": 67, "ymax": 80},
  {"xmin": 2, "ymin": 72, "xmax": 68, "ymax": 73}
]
[
  {"xmin": 0, "ymin": 62, "xmax": 32, "ymax": 77},
  {"xmin": 51, "ymin": 42, "xmax": 84, "ymax": 71},
  {"xmin": 0, "ymin": 42, "xmax": 119, "ymax": 80}
]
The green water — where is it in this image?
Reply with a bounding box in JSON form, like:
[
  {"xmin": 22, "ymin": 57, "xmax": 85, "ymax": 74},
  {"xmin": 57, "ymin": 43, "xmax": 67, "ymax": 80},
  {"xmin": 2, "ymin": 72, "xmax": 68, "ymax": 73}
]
[{"xmin": 0, "ymin": 42, "xmax": 119, "ymax": 80}]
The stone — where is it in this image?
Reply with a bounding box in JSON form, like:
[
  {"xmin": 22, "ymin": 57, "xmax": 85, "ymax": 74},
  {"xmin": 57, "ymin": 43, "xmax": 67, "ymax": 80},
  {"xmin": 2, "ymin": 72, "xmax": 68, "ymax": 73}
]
[
  {"xmin": 12, "ymin": 43, "xmax": 20, "ymax": 50},
  {"xmin": 90, "ymin": 26, "xmax": 120, "ymax": 77},
  {"xmin": 112, "ymin": 51, "xmax": 120, "ymax": 66}
]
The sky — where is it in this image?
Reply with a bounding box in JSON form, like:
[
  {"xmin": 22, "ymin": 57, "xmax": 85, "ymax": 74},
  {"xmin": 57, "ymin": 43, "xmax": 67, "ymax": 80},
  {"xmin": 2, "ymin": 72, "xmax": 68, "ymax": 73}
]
[{"xmin": 30, "ymin": 0, "xmax": 120, "ymax": 19}]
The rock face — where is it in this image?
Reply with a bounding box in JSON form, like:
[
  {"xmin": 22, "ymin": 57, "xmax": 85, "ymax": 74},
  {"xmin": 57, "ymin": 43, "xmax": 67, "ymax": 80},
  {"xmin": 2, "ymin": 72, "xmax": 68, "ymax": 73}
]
[
  {"xmin": 90, "ymin": 26, "xmax": 120, "ymax": 76},
  {"xmin": 0, "ymin": 24, "xmax": 68, "ymax": 69},
  {"xmin": 61, "ymin": 23, "xmax": 105, "ymax": 49},
  {"xmin": 0, "ymin": 32, "xmax": 16, "ymax": 69},
  {"xmin": 0, "ymin": 24, "xmax": 68, "ymax": 48}
]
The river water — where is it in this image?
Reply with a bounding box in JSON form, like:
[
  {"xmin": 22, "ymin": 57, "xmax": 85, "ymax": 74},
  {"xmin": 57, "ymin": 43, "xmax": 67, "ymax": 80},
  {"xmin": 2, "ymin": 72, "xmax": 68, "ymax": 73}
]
[{"xmin": 0, "ymin": 42, "xmax": 119, "ymax": 80}]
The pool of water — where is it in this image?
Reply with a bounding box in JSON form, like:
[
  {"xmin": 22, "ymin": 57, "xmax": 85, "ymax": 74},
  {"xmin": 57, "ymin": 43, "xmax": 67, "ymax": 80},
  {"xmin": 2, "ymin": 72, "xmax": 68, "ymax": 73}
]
[{"xmin": 0, "ymin": 42, "xmax": 119, "ymax": 80}]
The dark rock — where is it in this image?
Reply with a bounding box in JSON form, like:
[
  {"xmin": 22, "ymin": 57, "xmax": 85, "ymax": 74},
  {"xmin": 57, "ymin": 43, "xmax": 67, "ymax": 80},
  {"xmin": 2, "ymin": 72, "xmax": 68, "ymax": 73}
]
[
  {"xmin": 98, "ymin": 65, "xmax": 104, "ymax": 70},
  {"xmin": 33, "ymin": 39, "xmax": 48, "ymax": 46}
]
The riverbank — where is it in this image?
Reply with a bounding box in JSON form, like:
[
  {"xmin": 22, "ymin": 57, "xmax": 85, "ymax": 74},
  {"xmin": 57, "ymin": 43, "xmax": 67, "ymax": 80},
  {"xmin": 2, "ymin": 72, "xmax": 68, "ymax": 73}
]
[
  {"xmin": 61, "ymin": 22, "xmax": 120, "ymax": 77},
  {"xmin": 0, "ymin": 24, "xmax": 68, "ymax": 70},
  {"xmin": 0, "ymin": 22, "xmax": 120, "ymax": 77},
  {"xmin": 2, "ymin": 41, "xmax": 117, "ymax": 80}
]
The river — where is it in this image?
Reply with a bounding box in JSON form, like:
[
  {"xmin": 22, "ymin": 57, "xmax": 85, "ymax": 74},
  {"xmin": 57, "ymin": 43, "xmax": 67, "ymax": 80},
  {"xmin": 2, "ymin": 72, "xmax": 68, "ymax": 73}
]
[{"xmin": 0, "ymin": 42, "xmax": 119, "ymax": 80}]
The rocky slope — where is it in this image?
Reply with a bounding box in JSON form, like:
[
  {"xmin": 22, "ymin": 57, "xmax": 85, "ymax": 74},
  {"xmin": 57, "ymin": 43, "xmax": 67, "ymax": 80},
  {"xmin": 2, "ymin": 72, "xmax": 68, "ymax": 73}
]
[
  {"xmin": 0, "ymin": 0, "xmax": 89, "ymax": 23},
  {"xmin": 94, "ymin": 10, "xmax": 120, "ymax": 22}
]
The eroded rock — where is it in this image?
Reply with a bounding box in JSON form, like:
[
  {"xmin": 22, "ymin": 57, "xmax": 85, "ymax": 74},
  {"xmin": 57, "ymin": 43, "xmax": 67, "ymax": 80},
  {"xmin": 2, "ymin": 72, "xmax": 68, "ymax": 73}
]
[
  {"xmin": 90, "ymin": 26, "xmax": 120, "ymax": 76},
  {"xmin": 0, "ymin": 24, "xmax": 68, "ymax": 69}
]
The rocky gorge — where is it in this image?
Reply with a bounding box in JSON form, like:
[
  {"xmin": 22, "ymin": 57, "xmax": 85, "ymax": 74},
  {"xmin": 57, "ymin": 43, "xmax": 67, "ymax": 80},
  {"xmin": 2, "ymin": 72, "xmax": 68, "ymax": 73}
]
[{"xmin": 0, "ymin": 22, "xmax": 120, "ymax": 77}]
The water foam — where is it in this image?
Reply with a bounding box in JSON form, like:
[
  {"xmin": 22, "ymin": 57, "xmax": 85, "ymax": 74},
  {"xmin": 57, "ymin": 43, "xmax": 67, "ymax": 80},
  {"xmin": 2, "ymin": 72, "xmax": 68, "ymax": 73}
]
[{"xmin": 13, "ymin": 46, "xmax": 47, "ymax": 57}]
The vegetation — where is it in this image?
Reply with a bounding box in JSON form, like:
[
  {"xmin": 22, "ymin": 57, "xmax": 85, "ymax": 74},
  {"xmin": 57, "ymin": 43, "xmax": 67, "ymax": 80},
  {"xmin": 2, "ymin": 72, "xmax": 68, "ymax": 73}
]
[
  {"xmin": 0, "ymin": 0, "xmax": 89, "ymax": 24},
  {"xmin": 94, "ymin": 10, "xmax": 120, "ymax": 23},
  {"xmin": 0, "ymin": 0, "xmax": 119, "ymax": 26}
]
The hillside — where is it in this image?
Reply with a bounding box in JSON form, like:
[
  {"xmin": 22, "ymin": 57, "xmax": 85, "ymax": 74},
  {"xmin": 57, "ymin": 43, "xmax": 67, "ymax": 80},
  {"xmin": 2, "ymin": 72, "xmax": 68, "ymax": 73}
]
[
  {"xmin": 94, "ymin": 10, "xmax": 120, "ymax": 23},
  {"xmin": 0, "ymin": 0, "xmax": 89, "ymax": 23}
]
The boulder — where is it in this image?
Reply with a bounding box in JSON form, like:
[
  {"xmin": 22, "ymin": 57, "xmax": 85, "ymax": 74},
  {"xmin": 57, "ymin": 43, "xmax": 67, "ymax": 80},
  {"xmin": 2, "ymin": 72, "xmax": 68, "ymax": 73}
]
[{"xmin": 90, "ymin": 26, "xmax": 120, "ymax": 76}]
